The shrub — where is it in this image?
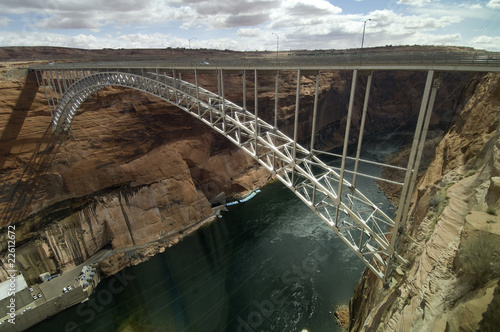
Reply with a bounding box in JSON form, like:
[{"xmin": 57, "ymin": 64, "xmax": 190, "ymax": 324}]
[
  {"xmin": 425, "ymin": 186, "xmax": 450, "ymax": 240},
  {"xmin": 457, "ymin": 233, "xmax": 500, "ymax": 287},
  {"xmin": 428, "ymin": 195, "xmax": 443, "ymax": 208},
  {"xmin": 486, "ymin": 207, "xmax": 498, "ymax": 216}
]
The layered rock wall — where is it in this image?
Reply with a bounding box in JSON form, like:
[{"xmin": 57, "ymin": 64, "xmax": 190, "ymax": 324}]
[
  {"xmin": 349, "ymin": 73, "xmax": 500, "ymax": 331},
  {"xmin": 0, "ymin": 72, "xmax": 271, "ymax": 283}
]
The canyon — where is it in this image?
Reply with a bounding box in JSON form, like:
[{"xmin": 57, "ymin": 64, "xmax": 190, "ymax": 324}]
[
  {"xmin": 350, "ymin": 72, "xmax": 500, "ymax": 331},
  {"xmin": 0, "ymin": 47, "xmax": 497, "ymax": 331}
]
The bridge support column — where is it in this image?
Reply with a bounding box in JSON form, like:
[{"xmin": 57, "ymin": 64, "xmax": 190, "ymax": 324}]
[
  {"xmin": 386, "ymin": 70, "xmax": 440, "ymax": 279},
  {"xmin": 352, "ymin": 70, "xmax": 373, "ymax": 189},
  {"xmin": 309, "ymin": 72, "xmax": 320, "ymax": 154},
  {"xmin": 220, "ymin": 70, "xmax": 226, "ymax": 132},
  {"xmin": 60, "ymin": 71, "xmax": 68, "ymax": 93},
  {"xmin": 308, "ymin": 72, "xmax": 321, "ymax": 207},
  {"xmin": 243, "ymin": 70, "xmax": 246, "ymax": 111},
  {"xmin": 55, "ymin": 70, "xmax": 64, "ymax": 97},
  {"xmin": 254, "ymin": 70, "xmax": 259, "ymax": 158},
  {"xmin": 336, "ymin": 69, "xmax": 358, "ymax": 224},
  {"xmin": 350, "ymin": 70, "xmax": 374, "ymax": 255},
  {"xmin": 47, "ymin": 70, "xmax": 60, "ymax": 114},
  {"xmin": 48, "ymin": 70, "xmax": 59, "ymax": 104},
  {"xmin": 36, "ymin": 70, "xmax": 54, "ymax": 117},
  {"xmin": 194, "ymin": 69, "xmax": 201, "ymax": 117},
  {"xmin": 172, "ymin": 69, "xmax": 180, "ymax": 107},
  {"xmin": 274, "ymin": 70, "xmax": 279, "ymax": 128},
  {"xmin": 272, "ymin": 70, "xmax": 280, "ymax": 172},
  {"xmin": 291, "ymin": 69, "xmax": 301, "ymax": 185}
]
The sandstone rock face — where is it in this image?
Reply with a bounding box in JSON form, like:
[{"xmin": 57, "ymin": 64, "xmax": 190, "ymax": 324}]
[
  {"xmin": 0, "ymin": 66, "xmax": 271, "ymax": 283},
  {"xmin": 0, "ymin": 53, "xmax": 478, "ymax": 286},
  {"xmin": 349, "ymin": 73, "xmax": 500, "ymax": 332}
]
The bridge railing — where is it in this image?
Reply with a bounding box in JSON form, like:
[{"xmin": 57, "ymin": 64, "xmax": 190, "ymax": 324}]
[{"xmin": 29, "ymin": 51, "xmax": 500, "ymax": 71}]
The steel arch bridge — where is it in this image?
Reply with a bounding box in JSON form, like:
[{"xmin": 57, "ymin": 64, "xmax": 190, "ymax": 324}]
[{"xmin": 29, "ymin": 55, "xmax": 500, "ymax": 280}]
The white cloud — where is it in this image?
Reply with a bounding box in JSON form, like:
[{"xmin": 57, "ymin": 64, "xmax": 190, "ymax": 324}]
[
  {"xmin": 115, "ymin": 33, "xmax": 178, "ymax": 48},
  {"xmin": 0, "ymin": 0, "xmax": 181, "ymax": 30},
  {"xmin": 0, "ymin": 29, "xmax": 240, "ymax": 50},
  {"xmin": 468, "ymin": 4, "xmax": 482, "ymax": 10},
  {"xmin": 397, "ymin": 0, "xmax": 431, "ymax": 6},
  {"xmin": 269, "ymin": 0, "xmax": 342, "ymax": 29},
  {"xmin": 0, "ymin": 16, "xmax": 12, "ymax": 27},
  {"xmin": 281, "ymin": 0, "xmax": 342, "ymax": 15},
  {"xmin": 487, "ymin": 0, "xmax": 500, "ymax": 9},
  {"xmin": 0, "ymin": 0, "xmax": 154, "ymax": 14},
  {"xmin": 237, "ymin": 27, "xmax": 263, "ymax": 37},
  {"xmin": 35, "ymin": 16, "xmax": 100, "ymax": 30},
  {"xmin": 0, "ymin": 30, "xmax": 100, "ymax": 48},
  {"xmin": 471, "ymin": 35, "xmax": 500, "ymax": 51},
  {"xmin": 166, "ymin": 0, "xmax": 280, "ymax": 29},
  {"xmin": 0, "ymin": 0, "xmax": 496, "ymax": 52},
  {"xmin": 369, "ymin": 9, "xmax": 461, "ymax": 31},
  {"xmin": 0, "ymin": 0, "xmax": 462, "ymax": 34}
]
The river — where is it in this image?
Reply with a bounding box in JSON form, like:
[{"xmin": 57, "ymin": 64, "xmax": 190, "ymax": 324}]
[{"xmin": 27, "ymin": 131, "xmax": 405, "ymax": 332}]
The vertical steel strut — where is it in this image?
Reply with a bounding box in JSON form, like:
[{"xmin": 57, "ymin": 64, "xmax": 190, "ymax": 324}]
[
  {"xmin": 352, "ymin": 71, "xmax": 373, "ymax": 189},
  {"xmin": 254, "ymin": 70, "xmax": 259, "ymax": 157},
  {"xmin": 386, "ymin": 70, "xmax": 438, "ymax": 279},
  {"xmin": 291, "ymin": 69, "xmax": 301, "ymax": 185},
  {"xmin": 336, "ymin": 69, "xmax": 358, "ymax": 224},
  {"xmin": 310, "ymin": 72, "xmax": 320, "ymax": 154},
  {"xmin": 220, "ymin": 69, "xmax": 226, "ymax": 132},
  {"xmin": 194, "ymin": 69, "xmax": 201, "ymax": 116},
  {"xmin": 243, "ymin": 70, "xmax": 246, "ymax": 111},
  {"xmin": 274, "ymin": 70, "xmax": 279, "ymax": 128}
]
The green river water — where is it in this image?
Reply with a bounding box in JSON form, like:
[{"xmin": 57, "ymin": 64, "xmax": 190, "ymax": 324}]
[{"xmin": 27, "ymin": 131, "xmax": 405, "ymax": 332}]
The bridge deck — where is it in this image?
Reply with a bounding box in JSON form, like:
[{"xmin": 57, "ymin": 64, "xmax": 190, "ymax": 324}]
[{"xmin": 29, "ymin": 51, "xmax": 500, "ymax": 72}]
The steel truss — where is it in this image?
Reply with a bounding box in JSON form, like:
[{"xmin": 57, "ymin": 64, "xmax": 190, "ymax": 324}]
[{"xmin": 34, "ymin": 66, "xmax": 441, "ymax": 280}]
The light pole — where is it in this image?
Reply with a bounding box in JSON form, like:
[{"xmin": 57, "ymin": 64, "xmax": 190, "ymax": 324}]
[
  {"xmin": 272, "ymin": 32, "xmax": 279, "ymax": 62},
  {"xmin": 189, "ymin": 37, "xmax": 196, "ymax": 49},
  {"xmin": 360, "ymin": 19, "xmax": 371, "ymax": 64}
]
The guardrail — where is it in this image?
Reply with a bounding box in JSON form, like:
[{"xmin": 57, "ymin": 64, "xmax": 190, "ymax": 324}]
[{"xmin": 28, "ymin": 51, "xmax": 500, "ymax": 71}]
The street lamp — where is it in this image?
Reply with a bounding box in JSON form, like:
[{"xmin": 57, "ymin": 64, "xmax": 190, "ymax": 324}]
[
  {"xmin": 272, "ymin": 32, "xmax": 279, "ymax": 62},
  {"xmin": 360, "ymin": 19, "xmax": 371, "ymax": 64},
  {"xmin": 189, "ymin": 37, "xmax": 197, "ymax": 49}
]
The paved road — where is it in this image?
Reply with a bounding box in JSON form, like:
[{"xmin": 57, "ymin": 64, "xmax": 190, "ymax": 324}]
[
  {"xmin": 30, "ymin": 50, "xmax": 500, "ymax": 72},
  {"xmin": 39, "ymin": 249, "xmax": 110, "ymax": 301}
]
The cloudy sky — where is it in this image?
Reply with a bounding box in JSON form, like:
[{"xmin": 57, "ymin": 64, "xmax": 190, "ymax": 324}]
[{"xmin": 0, "ymin": 0, "xmax": 499, "ymax": 51}]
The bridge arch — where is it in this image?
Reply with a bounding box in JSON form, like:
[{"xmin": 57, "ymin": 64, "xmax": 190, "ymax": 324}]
[{"xmin": 51, "ymin": 70, "xmax": 398, "ymax": 279}]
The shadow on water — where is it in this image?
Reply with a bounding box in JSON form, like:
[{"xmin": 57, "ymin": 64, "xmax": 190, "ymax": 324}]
[{"xmin": 26, "ymin": 182, "xmax": 369, "ymax": 332}]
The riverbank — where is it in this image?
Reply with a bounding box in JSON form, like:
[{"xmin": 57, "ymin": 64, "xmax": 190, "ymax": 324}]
[
  {"xmin": 5, "ymin": 204, "xmax": 230, "ymax": 332},
  {"xmin": 96, "ymin": 205, "xmax": 228, "ymax": 278}
]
